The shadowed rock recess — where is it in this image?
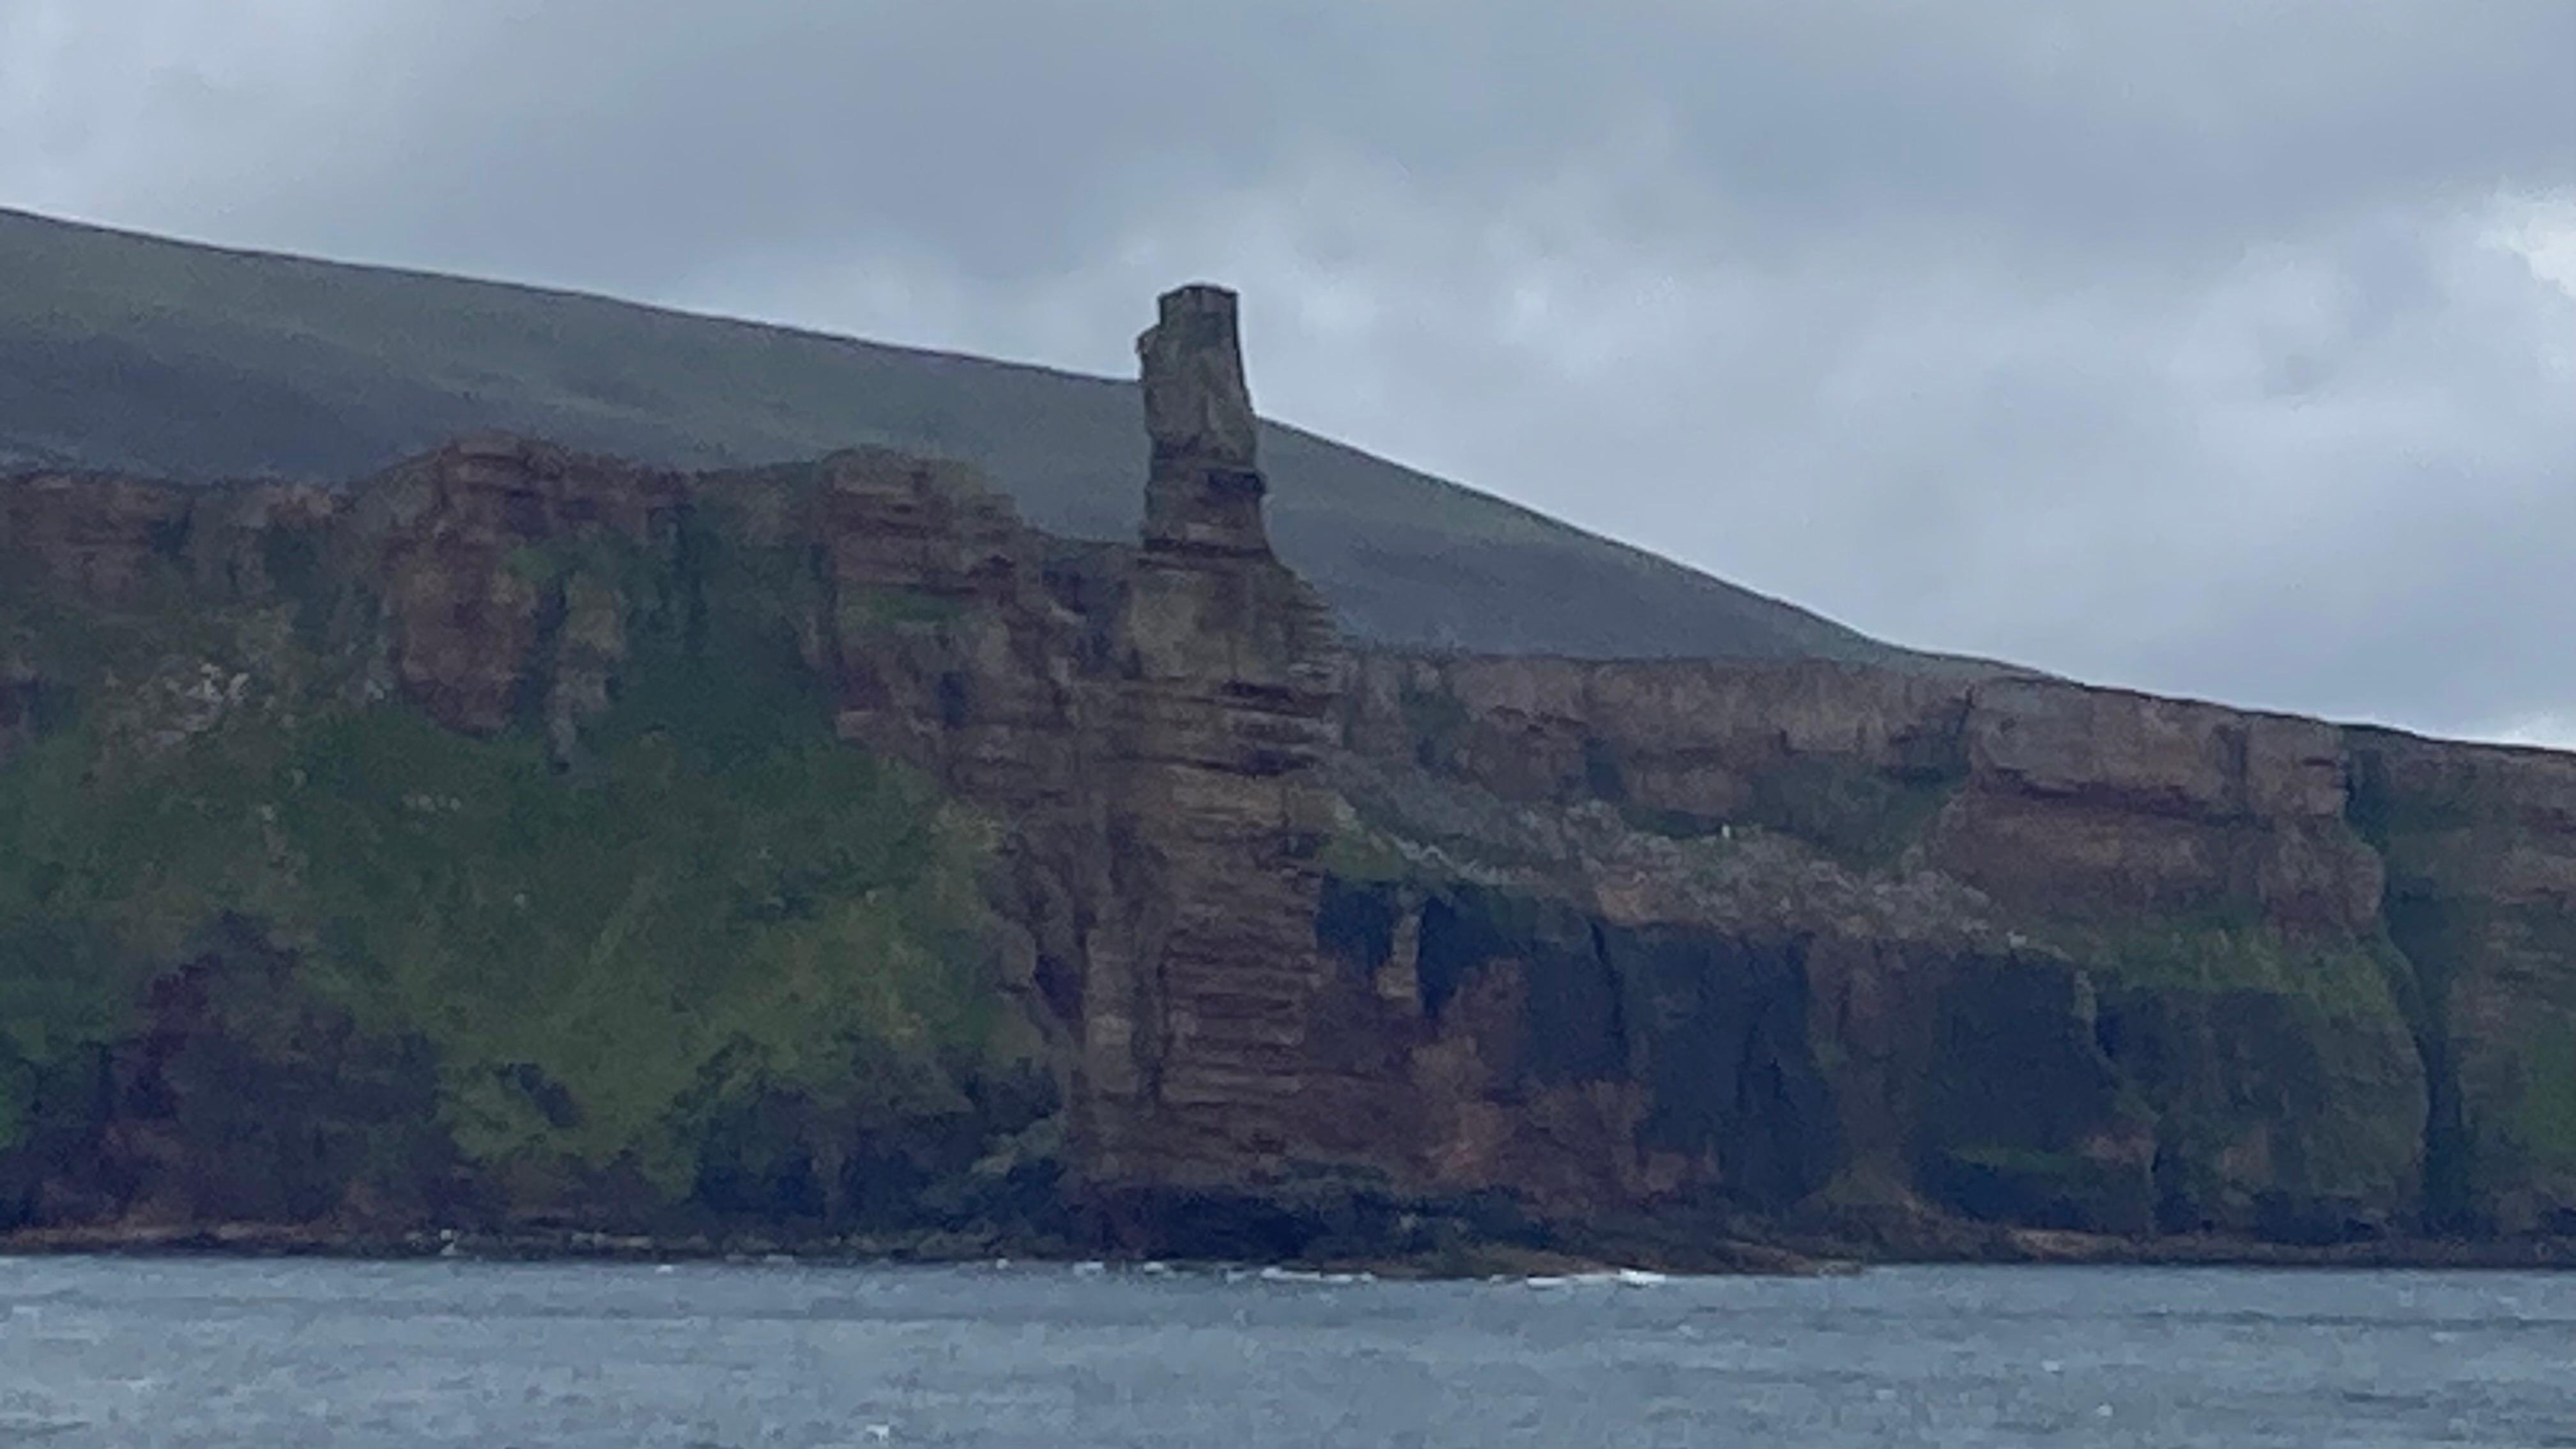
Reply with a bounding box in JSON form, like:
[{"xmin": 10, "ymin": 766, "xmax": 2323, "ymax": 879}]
[{"xmin": 3, "ymin": 286, "xmax": 2573, "ymax": 1268}]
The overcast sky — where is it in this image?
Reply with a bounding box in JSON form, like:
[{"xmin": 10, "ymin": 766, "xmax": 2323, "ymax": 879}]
[{"xmin": 4, "ymin": 1, "xmax": 2573, "ymax": 743}]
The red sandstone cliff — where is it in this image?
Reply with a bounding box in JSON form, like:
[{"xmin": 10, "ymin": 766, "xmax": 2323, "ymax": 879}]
[{"xmin": 3, "ymin": 287, "xmax": 2571, "ymax": 1261}]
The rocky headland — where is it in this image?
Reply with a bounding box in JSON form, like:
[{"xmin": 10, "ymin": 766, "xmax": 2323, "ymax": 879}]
[{"xmin": 3, "ymin": 286, "xmax": 2571, "ymax": 1272}]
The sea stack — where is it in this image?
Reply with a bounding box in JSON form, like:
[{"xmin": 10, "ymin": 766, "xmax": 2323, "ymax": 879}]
[{"xmin": 1137, "ymin": 283, "xmax": 1270, "ymax": 558}]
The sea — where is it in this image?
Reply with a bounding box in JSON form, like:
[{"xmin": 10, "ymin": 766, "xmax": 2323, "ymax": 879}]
[{"xmin": 0, "ymin": 1255, "xmax": 2568, "ymax": 1446}]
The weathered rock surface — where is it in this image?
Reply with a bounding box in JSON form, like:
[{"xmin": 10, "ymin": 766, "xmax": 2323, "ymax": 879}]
[
  {"xmin": 3, "ymin": 285, "xmax": 2571, "ymax": 1264},
  {"xmin": 1317, "ymin": 653, "xmax": 2464, "ymax": 1245},
  {"xmin": 2349, "ymin": 730, "xmax": 2576, "ymax": 1235},
  {"xmin": 1085, "ymin": 285, "xmax": 1354, "ymax": 1207}
]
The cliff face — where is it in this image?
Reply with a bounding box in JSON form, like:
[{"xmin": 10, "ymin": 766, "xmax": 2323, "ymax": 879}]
[
  {"xmin": 2349, "ymin": 731, "xmax": 2576, "ymax": 1235},
  {"xmin": 0, "ymin": 287, "xmax": 1367, "ymax": 1250},
  {"xmin": 3, "ymin": 286, "xmax": 2570, "ymax": 1259},
  {"xmin": 1323, "ymin": 656, "xmax": 2428, "ymax": 1245},
  {"xmin": 3, "ymin": 436, "xmax": 1071, "ymax": 1235}
]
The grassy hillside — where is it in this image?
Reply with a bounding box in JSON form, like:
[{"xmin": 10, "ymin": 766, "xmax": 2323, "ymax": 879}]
[{"xmin": 0, "ymin": 206, "xmax": 1958, "ymax": 669}]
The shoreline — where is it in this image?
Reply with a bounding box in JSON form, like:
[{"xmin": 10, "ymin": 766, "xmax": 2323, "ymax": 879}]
[{"xmin": 6, "ymin": 1222, "xmax": 2574, "ymax": 1278}]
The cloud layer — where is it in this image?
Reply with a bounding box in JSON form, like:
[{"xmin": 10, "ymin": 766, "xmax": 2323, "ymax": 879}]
[{"xmin": 6, "ymin": 1, "xmax": 2573, "ymax": 739}]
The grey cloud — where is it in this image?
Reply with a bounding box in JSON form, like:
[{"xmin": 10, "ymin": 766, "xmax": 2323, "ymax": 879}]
[{"xmin": 33, "ymin": 3, "xmax": 2575, "ymax": 286}]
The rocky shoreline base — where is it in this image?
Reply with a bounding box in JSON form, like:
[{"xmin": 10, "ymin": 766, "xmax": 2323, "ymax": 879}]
[{"xmin": 8, "ymin": 1218, "xmax": 2573, "ymax": 1280}]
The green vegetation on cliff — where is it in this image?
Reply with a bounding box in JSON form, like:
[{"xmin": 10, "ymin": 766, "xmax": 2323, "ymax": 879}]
[
  {"xmin": 0, "ymin": 530, "xmax": 1039, "ymax": 1227},
  {"xmin": 2025, "ymin": 914, "xmax": 2428, "ymax": 1235},
  {"xmin": 1718, "ymin": 756, "xmax": 1959, "ymax": 874},
  {"xmin": 2066, "ymin": 918, "xmax": 2406, "ymax": 1021},
  {"xmin": 2508, "ymin": 1023, "xmax": 2576, "ymax": 1174}
]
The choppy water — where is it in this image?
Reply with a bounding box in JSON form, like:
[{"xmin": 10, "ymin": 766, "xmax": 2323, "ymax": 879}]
[{"xmin": 1, "ymin": 1255, "xmax": 2570, "ymax": 1447}]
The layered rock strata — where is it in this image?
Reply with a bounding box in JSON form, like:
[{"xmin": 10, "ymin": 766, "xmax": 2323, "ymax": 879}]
[
  {"xmin": 1081, "ymin": 287, "xmax": 1353, "ymax": 1200},
  {"xmin": 1321, "ymin": 656, "xmax": 2431, "ymax": 1243},
  {"xmin": 3, "ymin": 286, "xmax": 2572, "ymax": 1258}
]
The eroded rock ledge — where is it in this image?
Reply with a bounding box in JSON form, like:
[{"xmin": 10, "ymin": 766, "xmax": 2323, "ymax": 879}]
[{"xmin": 3, "ymin": 287, "xmax": 2572, "ymax": 1267}]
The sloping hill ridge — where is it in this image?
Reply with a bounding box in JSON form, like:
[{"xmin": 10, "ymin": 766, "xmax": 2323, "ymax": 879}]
[{"xmin": 0, "ymin": 205, "xmax": 1963, "ymax": 669}]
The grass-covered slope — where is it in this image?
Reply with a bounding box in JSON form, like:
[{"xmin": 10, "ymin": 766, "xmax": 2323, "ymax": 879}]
[
  {"xmin": 0, "ymin": 525, "xmax": 1051, "ymax": 1236},
  {"xmin": 0, "ymin": 205, "xmax": 1948, "ymax": 668}
]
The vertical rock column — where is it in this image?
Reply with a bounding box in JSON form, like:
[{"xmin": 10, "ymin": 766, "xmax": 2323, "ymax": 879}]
[
  {"xmin": 1138, "ymin": 284, "xmax": 1270, "ymax": 556},
  {"xmin": 1080, "ymin": 286, "xmax": 1353, "ymax": 1191}
]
